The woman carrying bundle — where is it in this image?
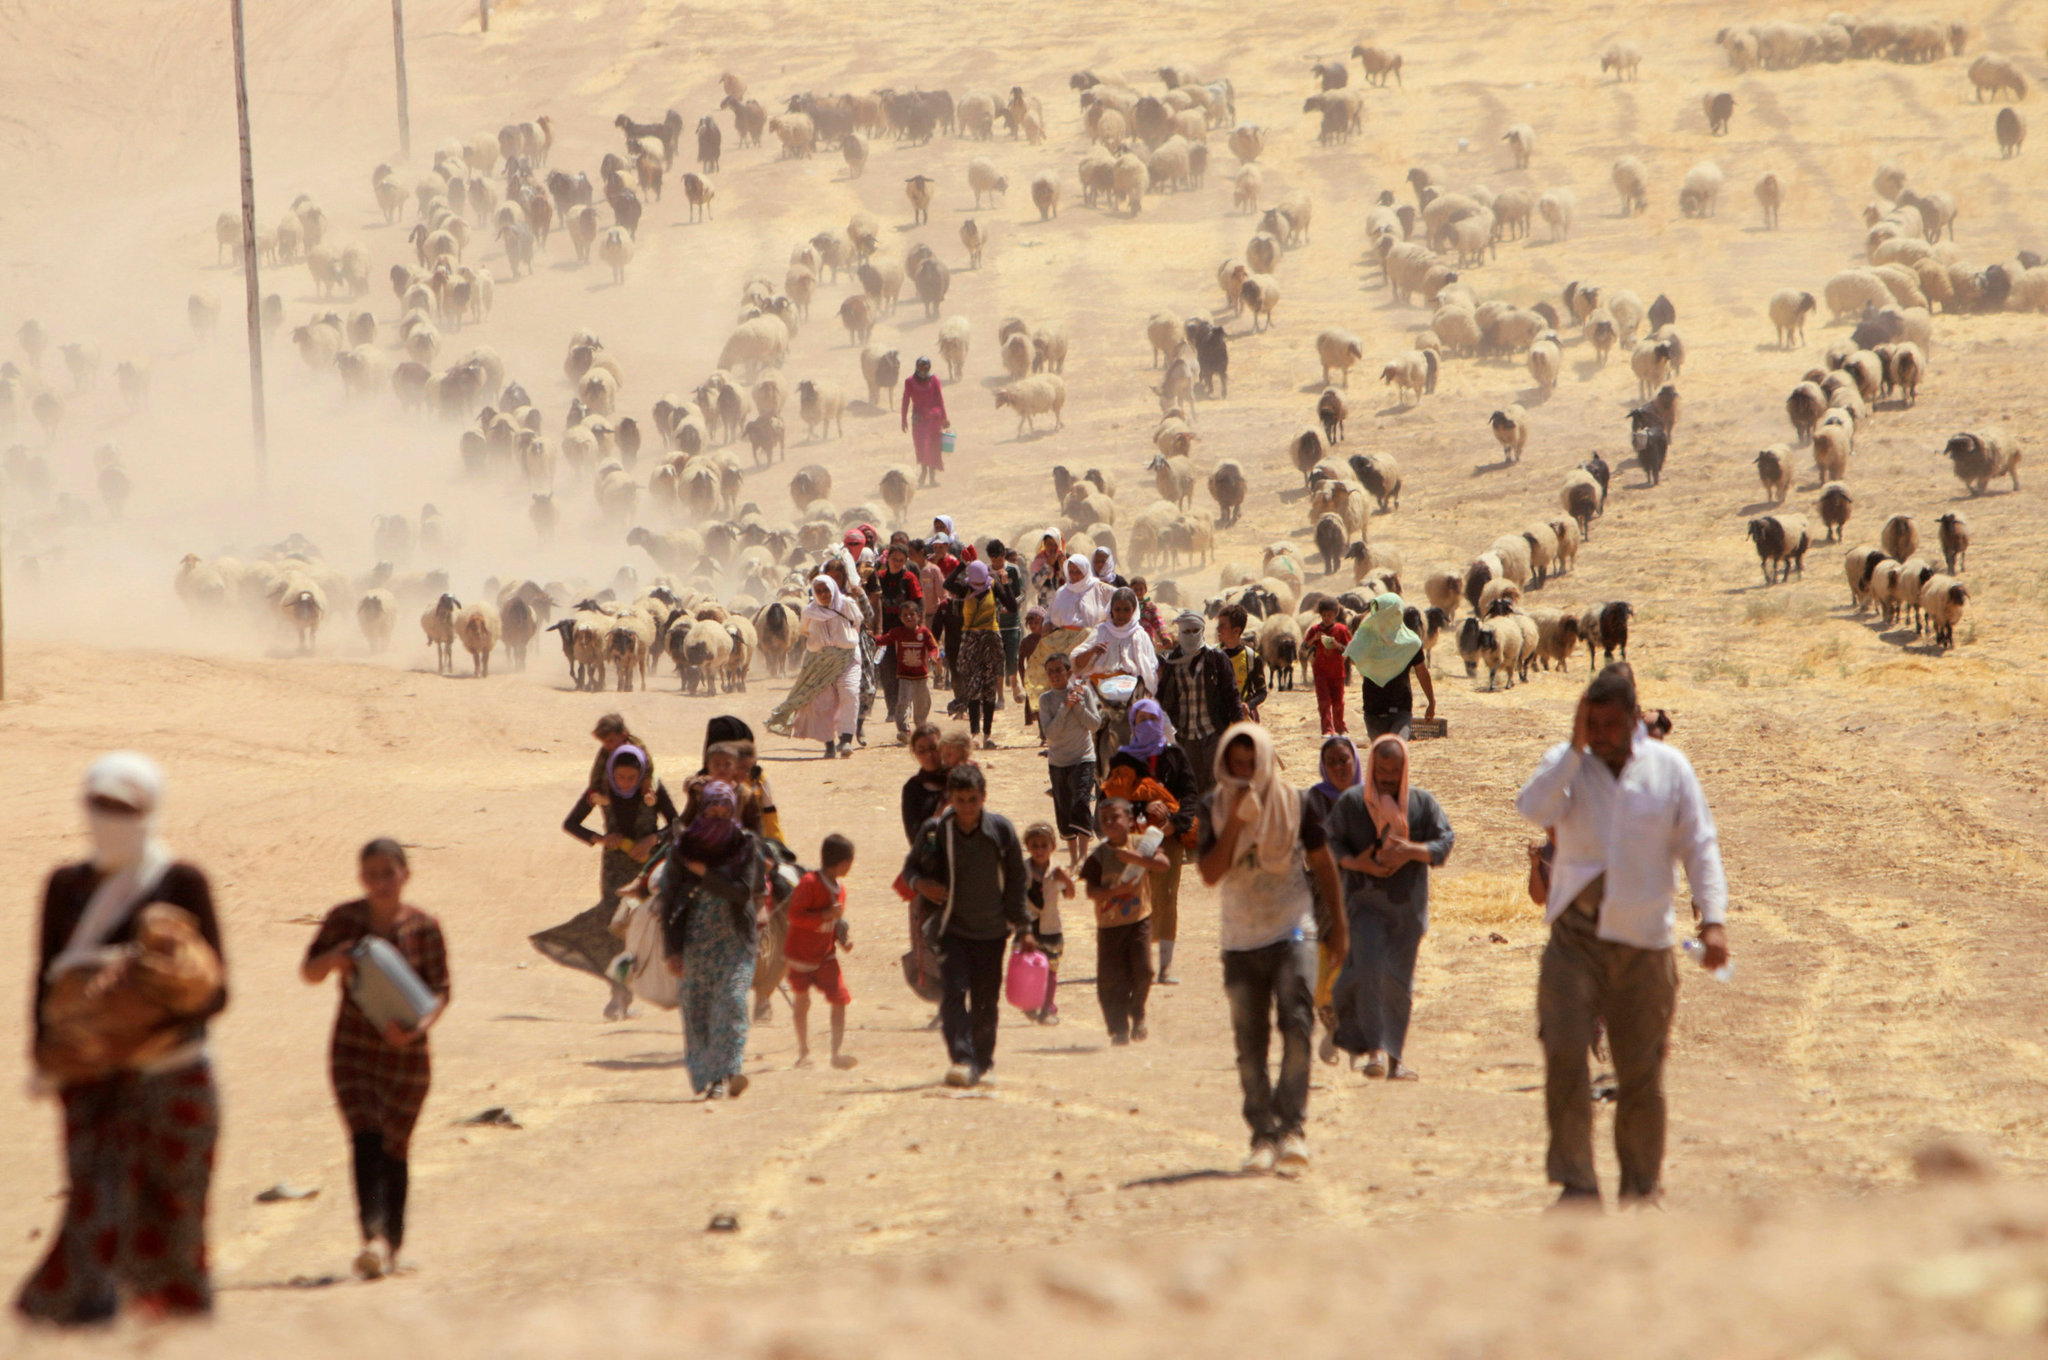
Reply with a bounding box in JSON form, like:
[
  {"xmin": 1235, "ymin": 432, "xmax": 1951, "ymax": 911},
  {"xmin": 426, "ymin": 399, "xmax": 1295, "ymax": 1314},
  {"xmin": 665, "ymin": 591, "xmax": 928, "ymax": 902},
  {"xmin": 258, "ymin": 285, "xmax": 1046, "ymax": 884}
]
[
  {"xmin": 767, "ymin": 575, "xmax": 867, "ymax": 759},
  {"xmin": 660, "ymin": 781, "xmax": 770, "ymax": 1099}
]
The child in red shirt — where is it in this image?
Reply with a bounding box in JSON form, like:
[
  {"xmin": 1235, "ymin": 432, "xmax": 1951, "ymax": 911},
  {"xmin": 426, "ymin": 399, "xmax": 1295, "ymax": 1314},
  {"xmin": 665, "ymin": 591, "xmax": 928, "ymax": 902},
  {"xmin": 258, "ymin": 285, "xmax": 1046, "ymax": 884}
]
[
  {"xmin": 876, "ymin": 602, "xmax": 937, "ymax": 739},
  {"xmin": 1304, "ymin": 598, "xmax": 1354, "ymax": 736},
  {"xmin": 787, "ymin": 835, "xmax": 857, "ymax": 1069}
]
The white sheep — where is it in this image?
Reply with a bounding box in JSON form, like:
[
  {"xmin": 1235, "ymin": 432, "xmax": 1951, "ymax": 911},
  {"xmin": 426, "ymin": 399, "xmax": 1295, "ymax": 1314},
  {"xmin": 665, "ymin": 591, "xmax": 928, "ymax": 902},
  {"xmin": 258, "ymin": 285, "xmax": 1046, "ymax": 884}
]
[
  {"xmin": 1316, "ymin": 329, "xmax": 1363, "ymax": 387},
  {"xmin": 1380, "ymin": 351, "xmax": 1436, "ymax": 405},
  {"xmin": 1502, "ymin": 123, "xmax": 1536, "ymax": 169},
  {"xmin": 995, "ymin": 375, "xmax": 1066, "ymax": 436},
  {"xmin": 1489, "ymin": 405, "xmax": 1529, "ymax": 461},
  {"xmin": 1526, "ymin": 333, "xmax": 1561, "ymax": 390},
  {"xmin": 1678, "ymin": 161, "xmax": 1723, "ymax": 218},
  {"xmin": 455, "ymin": 602, "xmax": 502, "ymax": 678},
  {"xmin": 1612, "ymin": 156, "xmax": 1648, "ymax": 214},
  {"xmin": 937, "ymin": 316, "xmax": 971, "ymax": 381}
]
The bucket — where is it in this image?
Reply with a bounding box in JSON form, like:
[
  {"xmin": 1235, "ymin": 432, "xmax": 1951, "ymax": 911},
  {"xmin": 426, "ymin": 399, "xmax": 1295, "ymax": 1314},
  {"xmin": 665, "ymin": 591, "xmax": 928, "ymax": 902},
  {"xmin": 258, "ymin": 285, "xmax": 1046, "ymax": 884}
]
[
  {"xmin": 1004, "ymin": 946, "xmax": 1049, "ymax": 1013},
  {"xmin": 939, "ymin": 428, "xmax": 957, "ymax": 455}
]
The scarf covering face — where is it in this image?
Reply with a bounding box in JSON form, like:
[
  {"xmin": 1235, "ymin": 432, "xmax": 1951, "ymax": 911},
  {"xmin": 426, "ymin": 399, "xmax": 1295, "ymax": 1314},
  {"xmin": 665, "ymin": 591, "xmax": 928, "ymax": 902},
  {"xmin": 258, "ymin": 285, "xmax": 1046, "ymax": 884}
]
[
  {"xmin": 52, "ymin": 753, "xmax": 176, "ymax": 979},
  {"xmin": 1343, "ymin": 593, "xmax": 1423, "ymax": 687},
  {"xmin": 1365, "ymin": 734, "xmax": 1411, "ymax": 841},
  {"xmin": 1119, "ymin": 698, "xmax": 1176, "ymax": 760},
  {"xmin": 1094, "ymin": 550, "xmax": 1117, "ymax": 581},
  {"xmin": 1210, "ymin": 723, "xmax": 1304, "ymax": 876},
  {"xmin": 606, "ymin": 744, "xmax": 648, "ymax": 799},
  {"xmin": 1170, "ymin": 610, "xmax": 1207, "ymax": 660},
  {"xmin": 1089, "ymin": 589, "xmax": 1159, "ymax": 692},
  {"xmin": 1050, "ymin": 554, "xmax": 1112, "ymax": 628},
  {"xmin": 1313, "ymin": 734, "xmax": 1363, "ymax": 804},
  {"xmin": 804, "ymin": 575, "xmax": 864, "ymax": 647},
  {"xmin": 677, "ymin": 779, "xmax": 749, "ymax": 868},
  {"xmin": 965, "ymin": 560, "xmax": 992, "ymax": 593}
]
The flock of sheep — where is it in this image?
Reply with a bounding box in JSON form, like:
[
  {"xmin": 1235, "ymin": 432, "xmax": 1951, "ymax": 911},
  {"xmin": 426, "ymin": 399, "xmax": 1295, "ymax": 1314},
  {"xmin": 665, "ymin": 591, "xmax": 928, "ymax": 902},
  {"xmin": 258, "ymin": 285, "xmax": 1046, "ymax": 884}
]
[{"xmin": 12, "ymin": 14, "xmax": 2040, "ymax": 696}]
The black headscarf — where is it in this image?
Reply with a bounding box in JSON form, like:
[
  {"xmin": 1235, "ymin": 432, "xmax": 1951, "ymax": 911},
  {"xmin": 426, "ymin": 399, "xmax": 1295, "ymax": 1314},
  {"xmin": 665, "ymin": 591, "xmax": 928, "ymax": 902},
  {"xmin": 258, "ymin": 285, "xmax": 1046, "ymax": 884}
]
[{"xmin": 700, "ymin": 715, "xmax": 754, "ymax": 772}]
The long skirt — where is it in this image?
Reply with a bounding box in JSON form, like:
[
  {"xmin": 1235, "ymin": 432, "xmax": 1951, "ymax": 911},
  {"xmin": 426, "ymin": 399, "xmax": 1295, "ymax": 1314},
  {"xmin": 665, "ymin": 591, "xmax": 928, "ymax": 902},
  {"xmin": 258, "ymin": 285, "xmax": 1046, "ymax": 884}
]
[
  {"xmin": 679, "ymin": 891, "xmax": 760, "ymax": 1094},
  {"xmin": 1332, "ymin": 894, "xmax": 1427, "ymax": 1062},
  {"xmin": 528, "ymin": 849, "xmax": 641, "ymax": 980},
  {"xmin": 1023, "ymin": 625, "xmax": 1089, "ymax": 699},
  {"xmin": 955, "ymin": 629, "xmax": 1005, "ymax": 705},
  {"xmin": 767, "ymin": 644, "xmax": 857, "ymax": 741},
  {"xmin": 912, "ymin": 415, "xmax": 944, "ymax": 471},
  {"xmin": 18, "ymin": 1063, "xmax": 218, "ymax": 1324}
]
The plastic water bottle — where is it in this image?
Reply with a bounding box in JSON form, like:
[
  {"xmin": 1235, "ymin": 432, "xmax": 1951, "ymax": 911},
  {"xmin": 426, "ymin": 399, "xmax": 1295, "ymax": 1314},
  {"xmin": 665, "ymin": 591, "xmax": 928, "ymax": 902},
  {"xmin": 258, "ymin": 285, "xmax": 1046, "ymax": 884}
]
[
  {"xmin": 1122, "ymin": 826, "xmax": 1164, "ymax": 884},
  {"xmin": 1679, "ymin": 938, "xmax": 1734, "ymax": 983}
]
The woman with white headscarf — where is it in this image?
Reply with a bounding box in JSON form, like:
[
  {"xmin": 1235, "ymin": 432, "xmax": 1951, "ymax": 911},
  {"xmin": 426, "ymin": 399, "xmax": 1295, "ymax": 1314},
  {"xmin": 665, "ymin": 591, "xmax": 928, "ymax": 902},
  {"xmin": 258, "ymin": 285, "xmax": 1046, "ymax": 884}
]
[
  {"xmin": 1071, "ymin": 587, "xmax": 1159, "ymax": 695},
  {"xmin": 767, "ymin": 575, "xmax": 867, "ymax": 758},
  {"xmin": 1026, "ymin": 556, "xmax": 1113, "ymax": 700},
  {"xmin": 21, "ymin": 754, "xmax": 227, "ymax": 1324}
]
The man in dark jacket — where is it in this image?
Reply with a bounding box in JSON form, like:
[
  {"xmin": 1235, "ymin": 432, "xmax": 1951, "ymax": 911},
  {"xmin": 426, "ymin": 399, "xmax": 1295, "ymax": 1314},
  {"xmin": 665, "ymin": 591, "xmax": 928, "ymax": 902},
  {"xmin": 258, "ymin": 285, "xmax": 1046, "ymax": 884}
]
[
  {"xmin": 1153, "ymin": 611, "xmax": 1244, "ymax": 794},
  {"xmin": 903, "ymin": 764, "xmax": 1029, "ymax": 1086}
]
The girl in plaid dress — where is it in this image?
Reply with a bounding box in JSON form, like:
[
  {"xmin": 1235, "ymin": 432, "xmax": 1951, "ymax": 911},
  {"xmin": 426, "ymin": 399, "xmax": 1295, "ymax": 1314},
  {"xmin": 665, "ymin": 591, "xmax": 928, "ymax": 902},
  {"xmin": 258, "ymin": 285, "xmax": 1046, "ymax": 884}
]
[{"xmin": 302, "ymin": 840, "xmax": 450, "ymax": 1280}]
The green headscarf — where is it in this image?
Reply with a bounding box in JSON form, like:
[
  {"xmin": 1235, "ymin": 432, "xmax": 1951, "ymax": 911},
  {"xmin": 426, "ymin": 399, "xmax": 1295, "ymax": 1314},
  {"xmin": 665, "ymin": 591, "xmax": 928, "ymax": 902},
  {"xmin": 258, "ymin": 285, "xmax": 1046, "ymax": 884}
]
[{"xmin": 1343, "ymin": 593, "xmax": 1421, "ymax": 687}]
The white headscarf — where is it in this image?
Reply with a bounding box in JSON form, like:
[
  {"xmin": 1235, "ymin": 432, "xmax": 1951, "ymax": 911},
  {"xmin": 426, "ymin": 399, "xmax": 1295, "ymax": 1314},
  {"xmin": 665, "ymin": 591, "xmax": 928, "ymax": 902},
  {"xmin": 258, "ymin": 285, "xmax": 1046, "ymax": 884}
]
[
  {"xmin": 1093, "ymin": 548, "xmax": 1118, "ymax": 581},
  {"xmin": 1049, "ymin": 554, "xmax": 1113, "ymax": 629},
  {"xmin": 1087, "ymin": 589, "xmax": 1159, "ymax": 692},
  {"xmin": 1210, "ymin": 723, "xmax": 1304, "ymax": 876},
  {"xmin": 51, "ymin": 753, "xmax": 175, "ymax": 979},
  {"xmin": 803, "ymin": 575, "xmax": 863, "ymax": 649}
]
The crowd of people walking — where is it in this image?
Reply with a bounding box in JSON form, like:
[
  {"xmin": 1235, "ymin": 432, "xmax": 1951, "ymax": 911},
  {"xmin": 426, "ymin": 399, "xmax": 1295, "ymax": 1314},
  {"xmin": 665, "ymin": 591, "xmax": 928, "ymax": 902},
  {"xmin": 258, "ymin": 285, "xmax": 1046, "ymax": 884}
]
[{"xmin": 18, "ymin": 513, "xmax": 1732, "ymax": 1326}]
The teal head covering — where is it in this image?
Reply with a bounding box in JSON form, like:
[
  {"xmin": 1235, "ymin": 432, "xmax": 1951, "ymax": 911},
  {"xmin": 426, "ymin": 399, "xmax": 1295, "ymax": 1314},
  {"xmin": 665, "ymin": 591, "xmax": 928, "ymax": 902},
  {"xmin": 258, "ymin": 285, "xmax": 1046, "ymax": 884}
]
[{"xmin": 1342, "ymin": 593, "xmax": 1422, "ymax": 687}]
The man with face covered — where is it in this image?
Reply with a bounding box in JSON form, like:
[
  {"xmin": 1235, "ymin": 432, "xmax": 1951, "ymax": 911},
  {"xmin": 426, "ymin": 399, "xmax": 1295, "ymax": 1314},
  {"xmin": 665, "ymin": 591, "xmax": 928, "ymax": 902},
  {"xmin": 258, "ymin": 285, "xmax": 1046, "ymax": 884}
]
[
  {"xmin": 1516, "ymin": 666, "xmax": 1730, "ymax": 1209},
  {"xmin": 1152, "ymin": 611, "xmax": 1244, "ymax": 797}
]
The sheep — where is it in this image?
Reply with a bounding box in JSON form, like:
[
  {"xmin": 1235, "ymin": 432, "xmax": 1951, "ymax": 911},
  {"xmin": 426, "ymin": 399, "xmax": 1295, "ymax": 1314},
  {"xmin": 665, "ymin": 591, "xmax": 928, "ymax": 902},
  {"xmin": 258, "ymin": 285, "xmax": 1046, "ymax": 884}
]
[
  {"xmin": 838, "ymin": 294, "xmax": 875, "ymax": 347},
  {"xmin": 1628, "ymin": 405, "xmax": 1672, "ymax": 485},
  {"xmin": 1207, "ymin": 460, "xmax": 1247, "ymax": 524},
  {"xmin": 1316, "ymin": 329, "xmax": 1363, "ymax": 387},
  {"xmin": 452, "ymin": 602, "xmax": 501, "ymax": 678},
  {"xmin": 995, "ymin": 375, "xmax": 1066, "ymax": 436},
  {"xmin": 1258, "ymin": 612, "xmax": 1304, "ymax": 691},
  {"xmin": 1148, "ymin": 451, "xmax": 1197, "ymax": 512},
  {"xmin": 1560, "ymin": 468, "xmax": 1601, "ymax": 541},
  {"xmin": 1582, "ymin": 600, "xmax": 1633, "ymax": 665},
  {"xmin": 1501, "ymin": 122, "xmax": 1536, "ymax": 169},
  {"xmin": 853, "ymin": 346, "xmax": 899, "ymax": 409},
  {"xmin": 1310, "ymin": 478, "xmax": 1369, "ymax": 540},
  {"xmin": 1478, "ymin": 609, "xmax": 1536, "ymax": 690},
  {"xmin": 1703, "ymin": 91, "xmax": 1736, "ymax": 136},
  {"xmin": 1816, "ymin": 482, "xmax": 1853, "ymax": 541},
  {"xmin": 1879, "ymin": 513, "xmax": 1919, "ymax": 563},
  {"xmin": 1239, "ymin": 274, "xmax": 1281, "ymax": 331},
  {"xmin": 1311, "ymin": 514, "xmax": 1349, "ymax": 576},
  {"xmin": 420, "ymin": 593, "xmax": 461, "ymax": 673},
  {"xmin": 1309, "ymin": 390, "xmax": 1348, "ymax": 448},
  {"xmin": 1347, "ymin": 451, "xmax": 1400, "ymax": 512},
  {"xmin": 913, "ymin": 258, "xmax": 952, "ymax": 319},
  {"xmin": 1529, "ymin": 609, "xmax": 1581, "ymax": 671},
  {"xmin": 1601, "ymin": 41, "xmax": 1642, "ymax": 79},
  {"xmin": 1612, "ymin": 156, "xmax": 1648, "ymax": 214},
  {"xmin": 1968, "ymin": 54, "xmax": 2028, "ymax": 101},
  {"xmin": 1748, "ymin": 514, "xmax": 1811, "ymax": 584},
  {"xmin": 1527, "ymin": 333, "xmax": 1561, "ymax": 391},
  {"xmin": 1807, "ymin": 421, "xmax": 1851, "ymax": 485},
  {"xmin": 1679, "ymin": 162, "xmax": 1723, "ymax": 217},
  {"xmin": 1995, "ymin": 106, "xmax": 2027, "ymax": 157},
  {"xmin": 1824, "ymin": 269, "xmax": 1891, "ymax": 320},
  {"xmin": 1488, "ymin": 405, "xmax": 1529, "ymax": 463},
  {"xmin": 1032, "ymin": 323, "xmax": 1069, "ymax": 375},
  {"xmin": 1534, "ymin": 187, "xmax": 1575, "ymax": 242},
  {"xmin": 1918, "ymin": 577, "xmax": 1969, "ymax": 649},
  {"xmin": 1227, "ymin": 123, "xmax": 1264, "ymax": 164},
  {"xmin": 1024, "ymin": 172, "xmax": 1062, "ymax": 223},
  {"xmin": 1380, "ymin": 350, "xmax": 1437, "ymax": 405},
  {"xmin": 1755, "ymin": 446, "xmax": 1793, "ymax": 502},
  {"xmin": 1843, "ymin": 545, "xmax": 1889, "ymax": 612},
  {"xmin": 1786, "ymin": 381, "xmax": 1826, "ymax": 444},
  {"xmin": 720, "ymin": 315, "xmax": 789, "ymax": 375},
  {"xmin": 1893, "ymin": 558, "xmax": 1941, "ymax": 632},
  {"xmin": 1146, "ymin": 311, "xmax": 1183, "ymax": 367},
  {"xmin": 1936, "ymin": 511, "xmax": 1970, "ymax": 572},
  {"xmin": 792, "ymin": 380, "xmax": 846, "ymax": 441},
  {"xmin": 965, "ymin": 156, "xmax": 1009, "ymax": 209},
  {"xmin": 1352, "ymin": 43, "xmax": 1404, "ymax": 85},
  {"xmin": 1769, "ymin": 290, "xmax": 1815, "ymax": 348},
  {"xmin": 1111, "ymin": 152, "xmax": 1149, "ymax": 214},
  {"xmin": 1233, "ymin": 166, "xmax": 1263, "ymax": 215}
]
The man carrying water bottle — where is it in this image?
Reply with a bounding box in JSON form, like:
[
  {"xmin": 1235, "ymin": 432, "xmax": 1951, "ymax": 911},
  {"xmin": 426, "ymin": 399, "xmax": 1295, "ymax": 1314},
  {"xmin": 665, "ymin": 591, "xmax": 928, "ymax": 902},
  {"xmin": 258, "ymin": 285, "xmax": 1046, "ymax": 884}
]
[{"xmin": 1516, "ymin": 665, "xmax": 1730, "ymax": 1209}]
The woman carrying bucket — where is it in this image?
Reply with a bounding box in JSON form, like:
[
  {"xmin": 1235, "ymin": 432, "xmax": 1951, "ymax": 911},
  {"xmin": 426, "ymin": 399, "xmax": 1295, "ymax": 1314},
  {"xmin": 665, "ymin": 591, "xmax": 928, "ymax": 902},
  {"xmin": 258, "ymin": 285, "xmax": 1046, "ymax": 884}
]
[{"xmin": 900, "ymin": 356, "xmax": 951, "ymax": 488}]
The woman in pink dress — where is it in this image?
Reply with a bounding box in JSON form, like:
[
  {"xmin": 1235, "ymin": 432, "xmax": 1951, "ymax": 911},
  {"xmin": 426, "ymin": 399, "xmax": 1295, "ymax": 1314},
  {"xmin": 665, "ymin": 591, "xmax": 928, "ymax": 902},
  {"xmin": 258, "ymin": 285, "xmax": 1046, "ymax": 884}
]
[{"xmin": 900, "ymin": 357, "xmax": 950, "ymax": 488}]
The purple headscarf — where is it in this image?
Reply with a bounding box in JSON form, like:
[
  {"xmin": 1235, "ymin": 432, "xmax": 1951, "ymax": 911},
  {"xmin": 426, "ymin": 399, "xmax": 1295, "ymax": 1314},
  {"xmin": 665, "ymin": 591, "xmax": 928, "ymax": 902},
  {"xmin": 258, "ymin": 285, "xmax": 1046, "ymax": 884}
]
[
  {"xmin": 606, "ymin": 744, "xmax": 648, "ymax": 798},
  {"xmin": 965, "ymin": 560, "xmax": 992, "ymax": 594},
  {"xmin": 1118, "ymin": 699, "xmax": 1175, "ymax": 761}
]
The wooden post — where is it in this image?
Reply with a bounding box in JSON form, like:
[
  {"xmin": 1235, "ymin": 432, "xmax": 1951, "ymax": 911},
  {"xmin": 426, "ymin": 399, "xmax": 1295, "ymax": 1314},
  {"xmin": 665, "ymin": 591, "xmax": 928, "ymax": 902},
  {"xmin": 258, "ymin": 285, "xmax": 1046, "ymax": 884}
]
[
  {"xmin": 480, "ymin": 0, "xmax": 490, "ymax": 32},
  {"xmin": 230, "ymin": 0, "xmax": 268, "ymax": 490},
  {"xmin": 391, "ymin": 0, "xmax": 411, "ymax": 159}
]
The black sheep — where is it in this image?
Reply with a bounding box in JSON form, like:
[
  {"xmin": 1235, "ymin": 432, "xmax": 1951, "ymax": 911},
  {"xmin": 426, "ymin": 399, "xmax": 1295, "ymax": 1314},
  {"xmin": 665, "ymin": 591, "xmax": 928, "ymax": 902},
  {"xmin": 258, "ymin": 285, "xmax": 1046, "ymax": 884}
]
[
  {"xmin": 1627, "ymin": 408, "xmax": 1669, "ymax": 485},
  {"xmin": 1314, "ymin": 514, "xmax": 1347, "ymax": 576},
  {"xmin": 1185, "ymin": 317, "xmax": 1229, "ymax": 397}
]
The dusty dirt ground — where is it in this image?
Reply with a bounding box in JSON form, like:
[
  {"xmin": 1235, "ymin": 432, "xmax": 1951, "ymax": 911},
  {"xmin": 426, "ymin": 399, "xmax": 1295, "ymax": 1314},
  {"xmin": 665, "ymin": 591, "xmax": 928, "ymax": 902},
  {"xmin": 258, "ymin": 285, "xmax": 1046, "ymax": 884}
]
[{"xmin": 6, "ymin": 0, "xmax": 2048, "ymax": 1351}]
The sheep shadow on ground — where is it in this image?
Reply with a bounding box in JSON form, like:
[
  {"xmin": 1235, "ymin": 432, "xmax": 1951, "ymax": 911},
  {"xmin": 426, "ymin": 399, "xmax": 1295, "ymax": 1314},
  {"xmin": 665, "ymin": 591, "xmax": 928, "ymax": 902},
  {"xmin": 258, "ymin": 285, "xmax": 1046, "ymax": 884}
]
[
  {"xmin": 848, "ymin": 400, "xmax": 890, "ymax": 416},
  {"xmin": 1471, "ymin": 457, "xmax": 1518, "ymax": 476},
  {"xmin": 1573, "ymin": 360, "xmax": 1606, "ymax": 381},
  {"xmin": 1008, "ymin": 426, "xmax": 1060, "ymax": 443},
  {"xmin": 1375, "ymin": 402, "xmax": 1419, "ymax": 417},
  {"xmin": 1738, "ymin": 499, "xmax": 1785, "ymax": 516},
  {"xmin": 978, "ymin": 374, "xmax": 1014, "ymax": 390},
  {"xmin": 1521, "ymin": 387, "xmax": 1553, "ymax": 406},
  {"xmin": 1298, "ymin": 379, "xmax": 1341, "ymax": 394}
]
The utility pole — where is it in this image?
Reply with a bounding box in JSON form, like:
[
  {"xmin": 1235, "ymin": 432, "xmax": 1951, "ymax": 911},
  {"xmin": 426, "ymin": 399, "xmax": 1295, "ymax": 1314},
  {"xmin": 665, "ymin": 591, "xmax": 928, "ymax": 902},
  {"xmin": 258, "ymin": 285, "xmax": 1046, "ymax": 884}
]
[
  {"xmin": 230, "ymin": 0, "xmax": 268, "ymax": 489},
  {"xmin": 480, "ymin": 0, "xmax": 490, "ymax": 33},
  {"xmin": 391, "ymin": 0, "xmax": 411, "ymax": 159}
]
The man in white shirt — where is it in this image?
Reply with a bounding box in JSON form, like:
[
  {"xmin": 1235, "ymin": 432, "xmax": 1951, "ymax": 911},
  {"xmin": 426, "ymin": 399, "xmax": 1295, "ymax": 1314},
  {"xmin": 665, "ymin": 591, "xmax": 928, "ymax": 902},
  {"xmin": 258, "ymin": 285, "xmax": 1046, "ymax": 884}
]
[{"xmin": 1516, "ymin": 668, "xmax": 1729, "ymax": 1207}]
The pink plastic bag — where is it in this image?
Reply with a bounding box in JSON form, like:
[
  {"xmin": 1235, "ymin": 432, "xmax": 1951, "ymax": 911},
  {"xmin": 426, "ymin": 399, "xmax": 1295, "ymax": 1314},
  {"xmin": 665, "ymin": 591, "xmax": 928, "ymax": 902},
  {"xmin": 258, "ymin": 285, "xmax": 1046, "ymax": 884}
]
[{"xmin": 1004, "ymin": 946, "xmax": 1049, "ymax": 1013}]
